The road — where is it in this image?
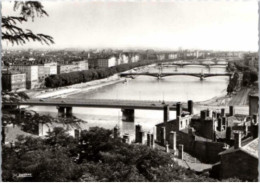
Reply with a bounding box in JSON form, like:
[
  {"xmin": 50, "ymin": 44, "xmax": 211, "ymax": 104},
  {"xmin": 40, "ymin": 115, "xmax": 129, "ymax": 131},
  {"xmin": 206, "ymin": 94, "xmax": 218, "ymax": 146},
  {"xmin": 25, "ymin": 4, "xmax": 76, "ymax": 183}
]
[{"xmin": 228, "ymin": 88, "xmax": 250, "ymax": 106}]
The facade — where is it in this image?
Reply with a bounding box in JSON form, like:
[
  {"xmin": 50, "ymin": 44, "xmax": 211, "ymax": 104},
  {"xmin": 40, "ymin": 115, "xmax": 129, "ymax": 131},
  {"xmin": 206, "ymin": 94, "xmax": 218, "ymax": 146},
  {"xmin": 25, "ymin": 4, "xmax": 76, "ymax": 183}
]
[
  {"xmin": 2, "ymin": 71, "xmax": 26, "ymax": 91},
  {"xmin": 72, "ymin": 60, "xmax": 89, "ymax": 71},
  {"xmin": 58, "ymin": 60, "xmax": 89, "ymax": 74},
  {"xmin": 44, "ymin": 62, "xmax": 58, "ymax": 75},
  {"xmin": 57, "ymin": 64, "xmax": 79, "ymax": 74},
  {"xmin": 168, "ymin": 53, "xmax": 178, "ymax": 59},
  {"xmin": 97, "ymin": 57, "xmax": 117, "ymax": 68},
  {"xmin": 88, "ymin": 58, "xmax": 98, "ymax": 68},
  {"xmin": 11, "ymin": 65, "xmax": 39, "ymax": 89},
  {"xmin": 38, "ymin": 65, "xmax": 45, "ymax": 81},
  {"xmin": 157, "ymin": 54, "xmax": 166, "ymax": 61},
  {"xmin": 120, "ymin": 53, "xmax": 129, "ymax": 64}
]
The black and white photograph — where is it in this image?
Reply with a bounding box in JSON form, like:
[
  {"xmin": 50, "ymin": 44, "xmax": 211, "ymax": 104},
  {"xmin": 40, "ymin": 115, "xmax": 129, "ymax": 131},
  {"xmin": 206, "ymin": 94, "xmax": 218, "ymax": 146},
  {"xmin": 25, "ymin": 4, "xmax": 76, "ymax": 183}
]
[{"xmin": 1, "ymin": 0, "xmax": 259, "ymax": 181}]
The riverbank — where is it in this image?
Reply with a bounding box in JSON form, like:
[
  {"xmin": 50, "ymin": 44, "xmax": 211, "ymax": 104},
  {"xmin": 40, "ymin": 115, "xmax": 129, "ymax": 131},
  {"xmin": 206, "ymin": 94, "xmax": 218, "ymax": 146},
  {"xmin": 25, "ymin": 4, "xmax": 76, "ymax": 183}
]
[
  {"xmin": 25, "ymin": 65, "xmax": 150, "ymax": 99},
  {"xmin": 195, "ymin": 87, "xmax": 251, "ymax": 115},
  {"xmin": 26, "ymin": 74, "xmax": 126, "ymax": 99}
]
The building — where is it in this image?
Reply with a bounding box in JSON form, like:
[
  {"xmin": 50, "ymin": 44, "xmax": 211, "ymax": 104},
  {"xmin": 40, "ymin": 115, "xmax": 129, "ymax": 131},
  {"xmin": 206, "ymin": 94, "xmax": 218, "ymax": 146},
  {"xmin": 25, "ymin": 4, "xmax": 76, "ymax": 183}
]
[
  {"xmin": 218, "ymin": 135, "xmax": 258, "ymax": 181},
  {"xmin": 57, "ymin": 64, "xmax": 79, "ymax": 74},
  {"xmin": 44, "ymin": 62, "xmax": 58, "ymax": 75},
  {"xmin": 97, "ymin": 57, "xmax": 117, "ymax": 68},
  {"xmin": 168, "ymin": 52, "xmax": 178, "ymax": 59},
  {"xmin": 72, "ymin": 60, "xmax": 89, "ymax": 71},
  {"xmin": 11, "ymin": 65, "xmax": 39, "ymax": 89},
  {"xmin": 130, "ymin": 54, "xmax": 140, "ymax": 63},
  {"xmin": 38, "ymin": 65, "xmax": 45, "ymax": 81},
  {"xmin": 2, "ymin": 71, "xmax": 26, "ymax": 91},
  {"xmin": 88, "ymin": 58, "xmax": 98, "ymax": 69},
  {"xmin": 119, "ymin": 53, "xmax": 129, "ymax": 64}
]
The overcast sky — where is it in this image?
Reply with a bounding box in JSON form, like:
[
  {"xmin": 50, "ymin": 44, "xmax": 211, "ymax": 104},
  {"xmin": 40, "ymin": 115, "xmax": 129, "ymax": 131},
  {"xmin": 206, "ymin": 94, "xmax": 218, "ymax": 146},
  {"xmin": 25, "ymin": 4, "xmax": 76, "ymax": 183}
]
[{"xmin": 2, "ymin": 1, "xmax": 258, "ymax": 51}]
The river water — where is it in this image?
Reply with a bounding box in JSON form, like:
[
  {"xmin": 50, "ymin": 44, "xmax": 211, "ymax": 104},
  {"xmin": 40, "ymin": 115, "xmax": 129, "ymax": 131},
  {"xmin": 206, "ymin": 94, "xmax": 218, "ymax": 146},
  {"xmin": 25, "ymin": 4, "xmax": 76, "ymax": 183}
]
[{"xmin": 31, "ymin": 62, "xmax": 229, "ymax": 141}]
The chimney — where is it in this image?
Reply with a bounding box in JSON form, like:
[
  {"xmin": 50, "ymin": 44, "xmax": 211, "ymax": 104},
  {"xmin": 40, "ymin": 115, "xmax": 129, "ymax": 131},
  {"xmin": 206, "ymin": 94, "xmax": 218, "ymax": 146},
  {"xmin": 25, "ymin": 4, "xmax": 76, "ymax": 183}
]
[
  {"xmin": 135, "ymin": 125, "xmax": 142, "ymax": 143},
  {"xmin": 200, "ymin": 110, "xmax": 207, "ymax": 120},
  {"xmin": 221, "ymin": 108, "xmax": 225, "ymax": 117},
  {"xmin": 147, "ymin": 133, "xmax": 151, "ymax": 147},
  {"xmin": 253, "ymin": 114, "xmax": 258, "ymax": 124},
  {"xmin": 139, "ymin": 131, "xmax": 145, "ymax": 144},
  {"xmin": 178, "ymin": 144, "xmax": 184, "ymax": 160},
  {"xmin": 226, "ymin": 126, "xmax": 232, "ymax": 140},
  {"xmin": 229, "ymin": 106, "xmax": 235, "ymax": 116},
  {"xmin": 176, "ymin": 102, "xmax": 182, "ymax": 117},
  {"xmin": 234, "ymin": 132, "xmax": 241, "ymax": 149},
  {"xmin": 217, "ymin": 118, "xmax": 222, "ymax": 131},
  {"xmin": 212, "ymin": 111, "xmax": 217, "ymax": 118},
  {"xmin": 150, "ymin": 134, "xmax": 155, "ymax": 148},
  {"xmin": 188, "ymin": 100, "xmax": 194, "ymax": 115},
  {"xmin": 217, "ymin": 113, "xmax": 221, "ymax": 119},
  {"xmin": 113, "ymin": 126, "xmax": 119, "ymax": 139},
  {"xmin": 164, "ymin": 105, "xmax": 170, "ymax": 123},
  {"xmin": 206, "ymin": 109, "xmax": 210, "ymax": 117},
  {"xmin": 222, "ymin": 117, "xmax": 226, "ymax": 130}
]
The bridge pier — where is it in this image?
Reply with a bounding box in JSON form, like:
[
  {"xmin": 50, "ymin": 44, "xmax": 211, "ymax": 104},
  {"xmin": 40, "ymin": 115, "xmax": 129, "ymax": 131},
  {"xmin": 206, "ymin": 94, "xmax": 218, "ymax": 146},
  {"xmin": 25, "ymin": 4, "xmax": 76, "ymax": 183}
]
[
  {"xmin": 57, "ymin": 106, "xmax": 73, "ymax": 117},
  {"xmin": 66, "ymin": 107, "xmax": 73, "ymax": 117},
  {"xmin": 122, "ymin": 108, "xmax": 135, "ymax": 122},
  {"xmin": 57, "ymin": 106, "xmax": 65, "ymax": 117}
]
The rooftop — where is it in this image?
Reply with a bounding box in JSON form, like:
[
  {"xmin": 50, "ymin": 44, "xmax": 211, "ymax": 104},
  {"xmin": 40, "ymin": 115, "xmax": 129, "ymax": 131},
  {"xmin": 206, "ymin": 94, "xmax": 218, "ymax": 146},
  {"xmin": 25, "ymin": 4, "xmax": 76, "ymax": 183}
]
[{"xmin": 219, "ymin": 137, "xmax": 258, "ymax": 159}]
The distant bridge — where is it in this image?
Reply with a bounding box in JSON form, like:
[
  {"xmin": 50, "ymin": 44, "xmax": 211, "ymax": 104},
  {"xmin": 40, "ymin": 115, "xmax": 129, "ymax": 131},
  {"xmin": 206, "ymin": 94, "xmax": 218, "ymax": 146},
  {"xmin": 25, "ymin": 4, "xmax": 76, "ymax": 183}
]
[
  {"xmin": 162, "ymin": 63, "xmax": 227, "ymax": 68},
  {"xmin": 120, "ymin": 72, "xmax": 232, "ymax": 80},
  {"xmin": 165, "ymin": 59, "xmax": 228, "ymax": 65}
]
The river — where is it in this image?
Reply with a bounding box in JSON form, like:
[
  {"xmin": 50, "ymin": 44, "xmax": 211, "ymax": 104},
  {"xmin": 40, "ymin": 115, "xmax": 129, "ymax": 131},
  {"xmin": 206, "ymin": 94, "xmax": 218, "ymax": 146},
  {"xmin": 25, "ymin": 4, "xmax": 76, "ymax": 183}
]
[{"xmin": 30, "ymin": 62, "xmax": 229, "ymax": 141}]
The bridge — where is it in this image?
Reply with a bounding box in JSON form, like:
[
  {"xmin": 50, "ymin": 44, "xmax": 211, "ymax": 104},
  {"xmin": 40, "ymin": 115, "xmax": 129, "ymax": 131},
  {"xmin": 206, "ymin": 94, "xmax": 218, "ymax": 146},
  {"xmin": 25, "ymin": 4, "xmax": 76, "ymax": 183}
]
[
  {"xmin": 162, "ymin": 63, "xmax": 227, "ymax": 68},
  {"xmin": 166, "ymin": 59, "xmax": 228, "ymax": 65},
  {"xmin": 120, "ymin": 72, "xmax": 232, "ymax": 80},
  {"xmin": 3, "ymin": 98, "xmax": 193, "ymax": 122}
]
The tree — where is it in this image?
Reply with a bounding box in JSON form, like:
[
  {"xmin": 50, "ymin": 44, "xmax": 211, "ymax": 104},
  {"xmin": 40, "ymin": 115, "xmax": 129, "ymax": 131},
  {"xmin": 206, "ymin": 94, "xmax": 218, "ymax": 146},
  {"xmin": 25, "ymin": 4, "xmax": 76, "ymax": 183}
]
[{"xmin": 2, "ymin": 1, "xmax": 54, "ymax": 45}]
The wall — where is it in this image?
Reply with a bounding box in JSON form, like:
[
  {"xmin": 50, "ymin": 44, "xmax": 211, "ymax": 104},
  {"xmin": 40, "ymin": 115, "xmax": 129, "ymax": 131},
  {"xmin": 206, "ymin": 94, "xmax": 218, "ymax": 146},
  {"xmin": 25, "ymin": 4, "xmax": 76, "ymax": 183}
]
[
  {"xmin": 249, "ymin": 95, "xmax": 258, "ymax": 116},
  {"xmin": 156, "ymin": 115, "xmax": 192, "ymax": 143},
  {"xmin": 220, "ymin": 151, "xmax": 258, "ymax": 181}
]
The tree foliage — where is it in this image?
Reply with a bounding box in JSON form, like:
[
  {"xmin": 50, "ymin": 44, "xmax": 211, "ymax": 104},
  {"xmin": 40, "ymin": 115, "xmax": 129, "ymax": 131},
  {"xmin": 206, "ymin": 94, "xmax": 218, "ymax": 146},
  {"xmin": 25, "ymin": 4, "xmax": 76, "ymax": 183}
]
[
  {"xmin": 2, "ymin": 1, "xmax": 54, "ymax": 45},
  {"xmin": 45, "ymin": 60, "xmax": 165, "ymax": 88},
  {"xmin": 2, "ymin": 126, "xmax": 244, "ymax": 182}
]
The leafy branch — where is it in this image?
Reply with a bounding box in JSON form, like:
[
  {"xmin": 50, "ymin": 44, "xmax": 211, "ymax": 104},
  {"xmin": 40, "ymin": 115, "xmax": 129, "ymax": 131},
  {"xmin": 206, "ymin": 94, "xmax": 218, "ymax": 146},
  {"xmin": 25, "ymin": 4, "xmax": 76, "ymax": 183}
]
[{"xmin": 2, "ymin": 1, "xmax": 54, "ymax": 45}]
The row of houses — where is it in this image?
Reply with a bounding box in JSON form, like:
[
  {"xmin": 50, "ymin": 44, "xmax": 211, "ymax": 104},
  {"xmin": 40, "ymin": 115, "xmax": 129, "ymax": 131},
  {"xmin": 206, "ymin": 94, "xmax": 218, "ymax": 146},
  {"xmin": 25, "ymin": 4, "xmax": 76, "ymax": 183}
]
[
  {"xmin": 2, "ymin": 60, "xmax": 88, "ymax": 91},
  {"xmin": 154, "ymin": 95, "xmax": 259, "ymax": 181},
  {"xmin": 2, "ymin": 53, "xmax": 143, "ymax": 91}
]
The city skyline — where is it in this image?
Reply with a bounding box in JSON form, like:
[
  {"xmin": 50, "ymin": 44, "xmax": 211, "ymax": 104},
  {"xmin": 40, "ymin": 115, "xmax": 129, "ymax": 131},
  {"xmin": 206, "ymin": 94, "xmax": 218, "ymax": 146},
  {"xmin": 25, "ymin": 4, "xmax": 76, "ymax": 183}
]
[{"xmin": 2, "ymin": 1, "xmax": 258, "ymax": 51}]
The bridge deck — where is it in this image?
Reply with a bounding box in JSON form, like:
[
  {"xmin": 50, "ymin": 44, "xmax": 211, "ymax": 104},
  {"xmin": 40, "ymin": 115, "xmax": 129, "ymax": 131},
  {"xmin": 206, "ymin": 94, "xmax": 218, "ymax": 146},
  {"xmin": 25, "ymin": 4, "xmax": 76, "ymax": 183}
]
[
  {"xmin": 3, "ymin": 98, "xmax": 188, "ymax": 111},
  {"xmin": 120, "ymin": 72, "xmax": 232, "ymax": 77}
]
